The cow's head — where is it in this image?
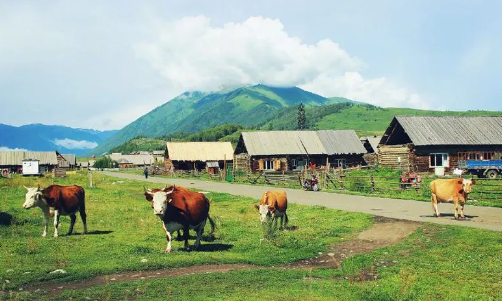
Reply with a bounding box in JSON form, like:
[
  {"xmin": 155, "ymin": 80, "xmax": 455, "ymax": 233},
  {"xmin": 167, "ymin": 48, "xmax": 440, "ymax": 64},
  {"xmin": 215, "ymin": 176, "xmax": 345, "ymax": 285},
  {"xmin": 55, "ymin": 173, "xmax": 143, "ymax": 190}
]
[
  {"xmin": 23, "ymin": 185, "xmax": 44, "ymax": 209},
  {"xmin": 144, "ymin": 186, "xmax": 175, "ymax": 216},
  {"xmin": 458, "ymin": 179, "xmax": 476, "ymax": 194},
  {"xmin": 254, "ymin": 204, "xmax": 275, "ymax": 224}
]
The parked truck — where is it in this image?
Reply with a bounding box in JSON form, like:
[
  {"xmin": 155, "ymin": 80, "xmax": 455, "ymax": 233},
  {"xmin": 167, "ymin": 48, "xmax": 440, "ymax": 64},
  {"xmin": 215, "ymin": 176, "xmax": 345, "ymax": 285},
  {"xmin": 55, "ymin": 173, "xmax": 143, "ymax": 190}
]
[{"xmin": 458, "ymin": 159, "xmax": 502, "ymax": 179}]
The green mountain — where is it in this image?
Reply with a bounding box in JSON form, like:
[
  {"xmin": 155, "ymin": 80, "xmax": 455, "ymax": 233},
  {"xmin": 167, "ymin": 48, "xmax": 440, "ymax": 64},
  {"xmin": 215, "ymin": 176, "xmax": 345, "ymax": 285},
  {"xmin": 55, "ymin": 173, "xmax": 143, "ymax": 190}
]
[
  {"xmin": 91, "ymin": 85, "xmax": 329, "ymax": 154},
  {"xmin": 264, "ymin": 102, "xmax": 502, "ymax": 136}
]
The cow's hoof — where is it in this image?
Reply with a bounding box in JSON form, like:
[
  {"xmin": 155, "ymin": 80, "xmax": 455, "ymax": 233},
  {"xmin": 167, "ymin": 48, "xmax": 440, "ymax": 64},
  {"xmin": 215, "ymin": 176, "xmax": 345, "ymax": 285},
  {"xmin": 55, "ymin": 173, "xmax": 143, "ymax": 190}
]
[{"xmin": 165, "ymin": 249, "xmax": 171, "ymax": 253}]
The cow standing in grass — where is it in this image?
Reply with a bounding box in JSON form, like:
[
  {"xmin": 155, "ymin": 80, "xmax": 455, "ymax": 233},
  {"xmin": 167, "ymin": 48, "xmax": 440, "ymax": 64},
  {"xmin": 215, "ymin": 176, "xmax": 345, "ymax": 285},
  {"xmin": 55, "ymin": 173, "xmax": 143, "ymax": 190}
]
[
  {"xmin": 144, "ymin": 185, "xmax": 215, "ymax": 252},
  {"xmin": 23, "ymin": 185, "xmax": 87, "ymax": 237},
  {"xmin": 430, "ymin": 178, "xmax": 476, "ymax": 219},
  {"xmin": 254, "ymin": 190, "xmax": 288, "ymax": 229}
]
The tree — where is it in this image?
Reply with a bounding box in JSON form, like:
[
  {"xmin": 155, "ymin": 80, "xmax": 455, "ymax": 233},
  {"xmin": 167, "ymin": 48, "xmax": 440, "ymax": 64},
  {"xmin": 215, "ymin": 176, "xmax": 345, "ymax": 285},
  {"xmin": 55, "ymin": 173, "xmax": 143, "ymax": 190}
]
[
  {"xmin": 94, "ymin": 156, "xmax": 117, "ymax": 169},
  {"xmin": 297, "ymin": 103, "xmax": 307, "ymax": 130}
]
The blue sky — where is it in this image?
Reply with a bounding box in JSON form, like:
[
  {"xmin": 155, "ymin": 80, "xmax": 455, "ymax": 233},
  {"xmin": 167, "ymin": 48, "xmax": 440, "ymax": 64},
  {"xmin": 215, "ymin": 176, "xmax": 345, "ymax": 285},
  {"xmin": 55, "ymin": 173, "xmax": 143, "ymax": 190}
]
[{"xmin": 0, "ymin": 0, "xmax": 500, "ymax": 130}]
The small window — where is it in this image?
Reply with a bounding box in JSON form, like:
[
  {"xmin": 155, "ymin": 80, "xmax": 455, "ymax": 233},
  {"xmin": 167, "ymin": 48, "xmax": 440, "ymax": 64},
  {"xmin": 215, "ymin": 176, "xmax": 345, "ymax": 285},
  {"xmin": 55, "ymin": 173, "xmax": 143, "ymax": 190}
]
[
  {"xmin": 263, "ymin": 159, "xmax": 275, "ymax": 170},
  {"xmin": 430, "ymin": 153, "xmax": 449, "ymax": 167}
]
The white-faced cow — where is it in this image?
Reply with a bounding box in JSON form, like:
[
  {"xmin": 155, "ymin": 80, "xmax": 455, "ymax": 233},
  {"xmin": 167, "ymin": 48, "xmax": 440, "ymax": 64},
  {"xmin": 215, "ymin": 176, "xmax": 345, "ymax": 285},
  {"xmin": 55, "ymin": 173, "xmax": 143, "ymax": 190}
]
[
  {"xmin": 144, "ymin": 185, "xmax": 215, "ymax": 253},
  {"xmin": 23, "ymin": 185, "xmax": 87, "ymax": 237},
  {"xmin": 254, "ymin": 190, "xmax": 288, "ymax": 229},
  {"xmin": 430, "ymin": 178, "xmax": 476, "ymax": 219}
]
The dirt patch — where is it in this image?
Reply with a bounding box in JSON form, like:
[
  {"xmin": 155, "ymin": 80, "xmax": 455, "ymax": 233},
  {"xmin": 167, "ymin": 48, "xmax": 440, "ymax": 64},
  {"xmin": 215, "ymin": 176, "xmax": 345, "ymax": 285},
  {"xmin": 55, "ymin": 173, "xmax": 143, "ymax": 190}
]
[
  {"xmin": 284, "ymin": 216, "xmax": 420, "ymax": 269},
  {"xmin": 17, "ymin": 216, "xmax": 420, "ymax": 297}
]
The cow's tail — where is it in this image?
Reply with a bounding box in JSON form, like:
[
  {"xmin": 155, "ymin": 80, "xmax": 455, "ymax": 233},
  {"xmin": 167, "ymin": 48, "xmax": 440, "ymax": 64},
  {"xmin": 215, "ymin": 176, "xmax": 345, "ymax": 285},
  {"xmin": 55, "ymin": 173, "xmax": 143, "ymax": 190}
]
[{"xmin": 207, "ymin": 214, "xmax": 217, "ymax": 235}]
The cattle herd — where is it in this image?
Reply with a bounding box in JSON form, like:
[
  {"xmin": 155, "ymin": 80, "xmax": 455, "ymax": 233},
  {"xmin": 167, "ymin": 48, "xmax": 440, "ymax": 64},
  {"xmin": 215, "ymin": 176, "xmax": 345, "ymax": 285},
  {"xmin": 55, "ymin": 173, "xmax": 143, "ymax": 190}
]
[{"xmin": 22, "ymin": 177, "xmax": 476, "ymax": 252}]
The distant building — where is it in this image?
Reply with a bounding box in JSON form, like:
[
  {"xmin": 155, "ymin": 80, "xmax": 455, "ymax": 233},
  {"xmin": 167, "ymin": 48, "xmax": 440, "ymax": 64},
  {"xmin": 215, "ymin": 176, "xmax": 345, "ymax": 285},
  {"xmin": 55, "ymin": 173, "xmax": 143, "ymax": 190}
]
[
  {"xmin": 234, "ymin": 130, "xmax": 367, "ymax": 173},
  {"xmin": 109, "ymin": 153, "xmax": 155, "ymax": 168},
  {"xmin": 0, "ymin": 151, "xmax": 62, "ymax": 174},
  {"xmin": 165, "ymin": 142, "xmax": 234, "ymax": 173},
  {"xmin": 378, "ymin": 116, "xmax": 502, "ymax": 174}
]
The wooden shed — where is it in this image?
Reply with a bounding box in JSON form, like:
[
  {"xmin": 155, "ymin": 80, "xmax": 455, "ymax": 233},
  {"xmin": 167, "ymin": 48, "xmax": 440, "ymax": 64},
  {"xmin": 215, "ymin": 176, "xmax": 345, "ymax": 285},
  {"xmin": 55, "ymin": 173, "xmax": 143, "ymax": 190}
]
[
  {"xmin": 164, "ymin": 142, "xmax": 234, "ymax": 172},
  {"xmin": 378, "ymin": 116, "xmax": 502, "ymax": 174},
  {"xmin": 0, "ymin": 151, "xmax": 61, "ymax": 174},
  {"xmin": 234, "ymin": 130, "xmax": 367, "ymax": 173}
]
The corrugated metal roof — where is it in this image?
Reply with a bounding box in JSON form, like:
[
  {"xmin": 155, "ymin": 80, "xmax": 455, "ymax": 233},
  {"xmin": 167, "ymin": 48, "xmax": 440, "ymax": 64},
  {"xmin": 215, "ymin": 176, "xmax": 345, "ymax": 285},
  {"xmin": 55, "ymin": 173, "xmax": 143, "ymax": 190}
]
[
  {"xmin": 166, "ymin": 142, "xmax": 234, "ymax": 161},
  {"xmin": 317, "ymin": 130, "xmax": 367, "ymax": 155},
  {"xmin": 109, "ymin": 154, "xmax": 155, "ymax": 165},
  {"xmin": 59, "ymin": 154, "xmax": 76, "ymax": 168},
  {"xmin": 241, "ymin": 130, "xmax": 366, "ymax": 156},
  {"xmin": 242, "ymin": 131, "xmax": 326, "ymax": 156},
  {"xmin": 396, "ymin": 116, "xmax": 502, "ymax": 146},
  {"xmin": 0, "ymin": 151, "xmax": 59, "ymax": 166}
]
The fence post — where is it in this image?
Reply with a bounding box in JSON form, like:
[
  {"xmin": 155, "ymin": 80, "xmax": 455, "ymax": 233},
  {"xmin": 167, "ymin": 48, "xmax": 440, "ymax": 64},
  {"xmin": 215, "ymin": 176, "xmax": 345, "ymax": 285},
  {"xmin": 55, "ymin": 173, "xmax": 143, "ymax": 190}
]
[
  {"xmin": 371, "ymin": 175, "xmax": 375, "ymax": 193},
  {"xmin": 339, "ymin": 168, "xmax": 344, "ymax": 190},
  {"xmin": 414, "ymin": 181, "xmax": 419, "ymax": 196},
  {"xmin": 88, "ymin": 171, "xmax": 93, "ymax": 188}
]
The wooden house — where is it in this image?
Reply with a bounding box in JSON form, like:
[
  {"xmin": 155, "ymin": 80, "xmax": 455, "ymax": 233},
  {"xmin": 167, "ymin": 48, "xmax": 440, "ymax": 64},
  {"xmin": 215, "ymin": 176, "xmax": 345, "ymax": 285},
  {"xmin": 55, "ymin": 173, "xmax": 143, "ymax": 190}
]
[
  {"xmin": 109, "ymin": 153, "xmax": 155, "ymax": 168},
  {"xmin": 59, "ymin": 154, "xmax": 77, "ymax": 170},
  {"xmin": 378, "ymin": 116, "xmax": 502, "ymax": 174},
  {"xmin": 0, "ymin": 151, "xmax": 61, "ymax": 174},
  {"xmin": 234, "ymin": 130, "xmax": 367, "ymax": 173},
  {"xmin": 164, "ymin": 142, "xmax": 234, "ymax": 173}
]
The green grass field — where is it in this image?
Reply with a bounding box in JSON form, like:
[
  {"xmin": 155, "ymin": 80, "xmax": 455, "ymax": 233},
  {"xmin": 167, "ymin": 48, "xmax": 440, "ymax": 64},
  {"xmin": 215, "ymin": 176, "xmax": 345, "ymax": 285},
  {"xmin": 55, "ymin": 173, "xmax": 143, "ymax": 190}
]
[{"xmin": 1, "ymin": 172, "xmax": 502, "ymax": 300}]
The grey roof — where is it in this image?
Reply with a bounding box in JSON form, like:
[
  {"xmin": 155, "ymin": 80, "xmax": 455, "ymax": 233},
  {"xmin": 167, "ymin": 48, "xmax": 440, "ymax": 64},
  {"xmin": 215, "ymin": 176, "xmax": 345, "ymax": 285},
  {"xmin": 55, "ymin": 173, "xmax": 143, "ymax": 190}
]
[
  {"xmin": 317, "ymin": 130, "xmax": 367, "ymax": 155},
  {"xmin": 166, "ymin": 142, "xmax": 234, "ymax": 161},
  {"xmin": 59, "ymin": 154, "xmax": 76, "ymax": 168},
  {"xmin": 361, "ymin": 136, "xmax": 382, "ymax": 152},
  {"xmin": 395, "ymin": 116, "xmax": 502, "ymax": 146},
  {"xmin": 240, "ymin": 130, "xmax": 366, "ymax": 156},
  {"xmin": 0, "ymin": 151, "xmax": 59, "ymax": 166}
]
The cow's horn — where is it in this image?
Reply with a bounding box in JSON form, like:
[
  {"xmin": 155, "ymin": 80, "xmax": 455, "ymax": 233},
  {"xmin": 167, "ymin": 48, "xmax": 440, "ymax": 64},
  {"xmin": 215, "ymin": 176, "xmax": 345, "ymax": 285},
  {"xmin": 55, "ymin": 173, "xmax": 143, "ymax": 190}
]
[
  {"xmin": 23, "ymin": 185, "xmax": 29, "ymax": 190},
  {"xmin": 37, "ymin": 184, "xmax": 40, "ymax": 191}
]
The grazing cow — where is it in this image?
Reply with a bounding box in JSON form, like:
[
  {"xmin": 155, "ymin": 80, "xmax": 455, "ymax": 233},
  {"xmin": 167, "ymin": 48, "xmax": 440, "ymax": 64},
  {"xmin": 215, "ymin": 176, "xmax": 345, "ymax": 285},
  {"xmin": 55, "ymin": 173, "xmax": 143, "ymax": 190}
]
[
  {"xmin": 430, "ymin": 178, "xmax": 476, "ymax": 219},
  {"xmin": 254, "ymin": 190, "xmax": 288, "ymax": 229},
  {"xmin": 144, "ymin": 185, "xmax": 215, "ymax": 252},
  {"xmin": 23, "ymin": 185, "xmax": 87, "ymax": 237}
]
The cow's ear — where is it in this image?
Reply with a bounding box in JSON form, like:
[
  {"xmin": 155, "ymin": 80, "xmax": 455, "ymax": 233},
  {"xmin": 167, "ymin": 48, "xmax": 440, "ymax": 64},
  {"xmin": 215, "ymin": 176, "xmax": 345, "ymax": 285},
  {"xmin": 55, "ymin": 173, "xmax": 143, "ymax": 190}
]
[
  {"xmin": 144, "ymin": 192, "xmax": 153, "ymax": 202},
  {"xmin": 471, "ymin": 180, "xmax": 476, "ymax": 185},
  {"xmin": 457, "ymin": 180, "xmax": 463, "ymax": 185},
  {"xmin": 253, "ymin": 204, "xmax": 259, "ymax": 211},
  {"xmin": 268, "ymin": 206, "xmax": 275, "ymax": 212},
  {"xmin": 23, "ymin": 185, "xmax": 29, "ymax": 190}
]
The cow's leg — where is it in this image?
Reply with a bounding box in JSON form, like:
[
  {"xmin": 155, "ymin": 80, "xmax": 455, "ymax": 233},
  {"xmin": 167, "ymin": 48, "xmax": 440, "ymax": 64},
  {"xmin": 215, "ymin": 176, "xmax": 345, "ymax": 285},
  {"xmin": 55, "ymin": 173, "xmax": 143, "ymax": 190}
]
[
  {"xmin": 431, "ymin": 194, "xmax": 440, "ymax": 217},
  {"xmin": 67, "ymin": 214, "xmax": 77, "ymax": 235},
  {"xmin": 42, "ymin": 215, "xmax": 49, "ymax": 237},
  {"xmin": 460, "ymin": 202, "xmax": 466, "ymax": 218},
  {"xmin": 53, "ymin": 210, "xmax": 60, "ymax": 237},
  {"xmin": 176, "ymin": 230, "xmax": 183, "ymax": 241},
  {"xmin": 183, "ymin": 226, "xmax": 190, "ymax": 251},
  {"xmin": 194, "ymin": 221, "xmax": 206, "ymax": 250},
  {"xmin": 453, "ymin": 198, "xmax": 459, "ymax": 220},
  {"xmin": 284, "ymin": 212, "xmax": 289, "ymax": 228},
  {"xmin": 162, "ymin": 223, "xmax": 172, "ymax": 253},
  {"xmin": 79, "ymin": 207, "xmax": 88, "ymax": 234}
]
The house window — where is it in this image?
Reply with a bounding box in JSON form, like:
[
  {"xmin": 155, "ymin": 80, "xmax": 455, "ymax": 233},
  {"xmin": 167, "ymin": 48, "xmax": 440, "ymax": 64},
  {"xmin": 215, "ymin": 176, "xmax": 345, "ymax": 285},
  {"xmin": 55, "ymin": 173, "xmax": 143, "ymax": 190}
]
[
  {"xmin": 430, "ymin": 153, "xmax": 449, "ymax": 167},
  {"xmin": 333, "ymin": 159, "xmax": 346, "ymax": 168},
  {"xmin": 291, "ymin": 159, "xmax": 298, "ymax": 168},
  {"xmin": 263, "ymin": 159, "xmax": 275, "ymax": 170}
]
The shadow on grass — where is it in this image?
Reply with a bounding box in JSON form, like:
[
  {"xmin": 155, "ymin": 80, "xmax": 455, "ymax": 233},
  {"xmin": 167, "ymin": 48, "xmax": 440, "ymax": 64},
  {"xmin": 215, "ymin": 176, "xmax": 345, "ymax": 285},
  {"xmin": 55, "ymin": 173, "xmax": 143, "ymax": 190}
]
[
  {"xmin": 195, "ymin": 243, "xmax": 234, "ymax": 252},
  {"xmin": 0, "ymin": 212, "xmax": 13, "ymax": 226},
  {"xmin": 84, "ymin": 230, "xmax": 114, "ymax": 235}
]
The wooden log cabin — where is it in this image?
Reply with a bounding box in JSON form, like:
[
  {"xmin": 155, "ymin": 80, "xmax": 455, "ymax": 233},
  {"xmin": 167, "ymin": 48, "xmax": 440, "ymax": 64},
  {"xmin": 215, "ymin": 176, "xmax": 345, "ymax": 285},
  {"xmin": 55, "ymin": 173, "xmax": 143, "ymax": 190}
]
[
  {"xmin": 378, "ymin": 116, "xmax": 502, "ymax": 175},
  {"xmin": 234, "ymin": 130, "xmax": 367, "ymax": 173}
]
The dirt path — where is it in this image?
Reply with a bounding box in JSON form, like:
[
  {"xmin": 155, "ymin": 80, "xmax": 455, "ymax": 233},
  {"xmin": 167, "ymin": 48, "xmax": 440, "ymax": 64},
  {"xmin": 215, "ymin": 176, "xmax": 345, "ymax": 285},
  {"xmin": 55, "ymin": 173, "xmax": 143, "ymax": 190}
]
[
  {"xmin": 21, "ymin": 217, "xmax": 420, "ymax": 297},
  {"xmin": 103, "ymin": 171, "xmax": 502, "ymax": 232}
]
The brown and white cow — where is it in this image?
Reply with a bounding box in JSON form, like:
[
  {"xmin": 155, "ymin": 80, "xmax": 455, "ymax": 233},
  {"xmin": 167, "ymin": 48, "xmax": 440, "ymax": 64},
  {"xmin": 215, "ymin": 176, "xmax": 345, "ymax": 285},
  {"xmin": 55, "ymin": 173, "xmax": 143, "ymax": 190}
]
[
  {"xmin": 254, "ymin": 190, "xmax": 288, "ymax": 229},
  {"xmin": 23, "ymin": 185, "xmax": 87, "ymax": 237},
  {"xmin": 430, "ymin": 178, "xmax": 476, "ymax": 219},
  {"xmin": 144, "ymin": 185, "xmax": 215, "ymax": 252}
]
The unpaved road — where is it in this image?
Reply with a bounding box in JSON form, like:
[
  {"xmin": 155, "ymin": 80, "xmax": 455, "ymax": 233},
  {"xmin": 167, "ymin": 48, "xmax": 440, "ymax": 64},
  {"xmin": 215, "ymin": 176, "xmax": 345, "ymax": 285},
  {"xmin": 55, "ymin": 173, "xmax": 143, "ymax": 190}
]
[{"xmin": 102, "ymin": 171, "xmax": 502, "ymax": 232}]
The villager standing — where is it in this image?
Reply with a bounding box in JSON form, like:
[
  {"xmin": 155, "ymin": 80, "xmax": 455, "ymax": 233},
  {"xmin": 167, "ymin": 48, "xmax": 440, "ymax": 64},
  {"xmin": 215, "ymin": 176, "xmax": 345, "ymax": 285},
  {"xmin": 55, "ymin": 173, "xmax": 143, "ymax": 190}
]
[{"xmin": 144, "ymin": 167, "xmax": 149, "ymax": 179}]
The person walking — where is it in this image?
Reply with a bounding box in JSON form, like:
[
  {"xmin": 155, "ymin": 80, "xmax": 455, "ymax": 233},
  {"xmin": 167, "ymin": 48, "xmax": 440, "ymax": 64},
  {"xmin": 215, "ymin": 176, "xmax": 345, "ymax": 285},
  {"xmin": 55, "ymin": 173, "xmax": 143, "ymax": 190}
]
[{"xmin": 144, "ymin": 167, "xmax": 149, "ymax": 179}]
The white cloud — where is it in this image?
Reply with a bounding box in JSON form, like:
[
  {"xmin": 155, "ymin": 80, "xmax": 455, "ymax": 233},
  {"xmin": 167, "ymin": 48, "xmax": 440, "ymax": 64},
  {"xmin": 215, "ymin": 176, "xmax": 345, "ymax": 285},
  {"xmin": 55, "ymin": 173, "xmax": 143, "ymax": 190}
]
[
  {"xmin": 301, "ymin": 72, "xmax": 430, "ymax": 109},
  {"xmin": 0, "ymin": 147, "xmax": 28, "ymax": 151},
  {"xmin": 135, "ymin": 16, "xmax": 429, "ymax": 109},
  {"xmin": 54, "ymin": 139, "xmax": 98, "ymax": 149}
]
